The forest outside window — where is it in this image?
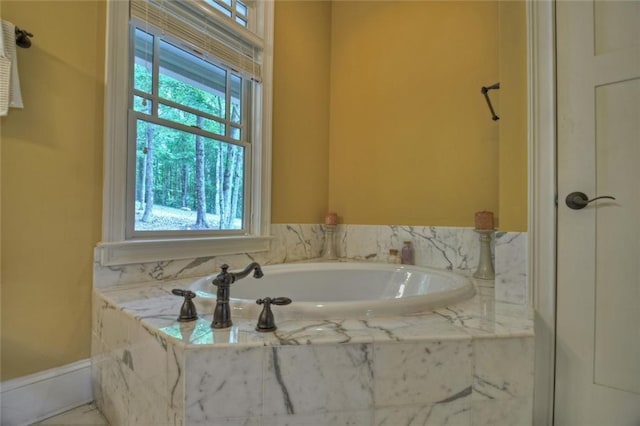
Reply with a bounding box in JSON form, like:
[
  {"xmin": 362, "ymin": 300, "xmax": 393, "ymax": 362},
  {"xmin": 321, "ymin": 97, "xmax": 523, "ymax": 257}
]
[
  {"xmin": 99, "ymin": 0, "xmax": 273, "ymax": 265},
  {"xmin": 129, "ymin": 26, "xmax": 250, "ymax": 236}
]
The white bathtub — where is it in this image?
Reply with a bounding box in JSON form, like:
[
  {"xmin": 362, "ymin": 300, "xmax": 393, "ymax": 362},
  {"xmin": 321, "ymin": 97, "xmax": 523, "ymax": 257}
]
[{"xmin": 190, "ymin": 262, "xmax": 475, "ymax": 320}]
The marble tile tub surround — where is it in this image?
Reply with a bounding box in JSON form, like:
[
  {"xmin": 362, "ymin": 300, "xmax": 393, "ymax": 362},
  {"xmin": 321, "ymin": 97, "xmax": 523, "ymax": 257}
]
[
  {"xmin": 94, "ymin": 224, "xmax": 528, "ymax": 305},
  {"xmin": 92, "ymin": 281, "xmax": 534, "ymax": 426},
  {"xmin": 336, "ymin": 226, "xmax": 528, "ymax": 305},
  {"xmin": 93, "ymin": 224, "xmax": 325, "ymax": 288},
  {"xmin": 494, "ymin": 232, "xmax": 528, "ymax": 305}
]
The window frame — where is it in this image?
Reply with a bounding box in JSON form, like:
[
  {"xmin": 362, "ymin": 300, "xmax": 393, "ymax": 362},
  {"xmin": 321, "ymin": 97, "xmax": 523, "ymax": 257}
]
[
  {"xmin": 99, "ymin": 0, "xmax": 273, "ymax": 266},
  {"xmin": 127, "ymin": 23, "xmax": 253, "ymax": 239}
]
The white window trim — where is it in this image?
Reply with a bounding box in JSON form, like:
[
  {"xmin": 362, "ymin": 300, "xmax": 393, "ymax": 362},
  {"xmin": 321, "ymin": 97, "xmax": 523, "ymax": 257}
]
[{"xmin": 99, "ymin": 0, "xmax": 273, "ymax": 266}]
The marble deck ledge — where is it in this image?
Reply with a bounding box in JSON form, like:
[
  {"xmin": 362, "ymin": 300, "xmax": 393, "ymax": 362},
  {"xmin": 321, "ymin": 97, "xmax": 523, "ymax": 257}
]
[{"xmin": 94, "ymin": 277, "xmax": 533, "ymax": 349}]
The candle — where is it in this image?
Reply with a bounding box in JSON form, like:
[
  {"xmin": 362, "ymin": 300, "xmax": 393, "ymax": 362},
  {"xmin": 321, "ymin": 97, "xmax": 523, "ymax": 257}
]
[
  {"xmin": 474, "ymin": 211, "xmax": 494, "ymax": 230},
  {"xmin": 325, "ymin": 212, "xmax": 338, "ymax": 225}
]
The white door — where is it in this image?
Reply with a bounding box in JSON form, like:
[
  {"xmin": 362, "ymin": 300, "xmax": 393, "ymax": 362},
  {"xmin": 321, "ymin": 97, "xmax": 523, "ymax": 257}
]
[{"xmin": 556, "ymin": 0, "xmax": 640, "ymax": 424}]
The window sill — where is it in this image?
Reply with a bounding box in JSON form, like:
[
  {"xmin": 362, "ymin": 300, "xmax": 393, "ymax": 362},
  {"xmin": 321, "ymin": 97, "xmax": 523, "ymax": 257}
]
[{"xmin": 97, "ymin": 235, "xmax": 272, "ymax": 266}]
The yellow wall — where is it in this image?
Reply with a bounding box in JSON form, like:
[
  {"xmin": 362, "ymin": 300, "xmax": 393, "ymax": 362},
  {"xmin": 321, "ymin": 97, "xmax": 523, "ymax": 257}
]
[
  {"xmin": 279, "ymin": 0, "xmax": 528, "ymax": 228},
  {"xmin": 498, "ymin": 1, "xmax": 528, "ymax": 231},
  {"xmin": 328, "ymin": 1, "xmax": 500, "ymax": 226},
  {"xmin": 0, "ymin": 0, "xmax": 526, "ymax": 381},
  {"xmin": 271, "ymin": 1, "xmax": 331, "ymax": 223},
  {"xmin": 1, "ymin": 1, "xmax": 105, "ymax": 380}
]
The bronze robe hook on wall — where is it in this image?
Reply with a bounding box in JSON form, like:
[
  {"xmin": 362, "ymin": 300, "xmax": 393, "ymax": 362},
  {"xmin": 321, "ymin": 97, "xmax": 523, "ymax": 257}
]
[
  {"xmin": 481, "ymin": 82, "xmax": 500, "ymax": 121},
  {"xmin": 15, "ymin": 27, "xmax": 33, "ymax": 48}
]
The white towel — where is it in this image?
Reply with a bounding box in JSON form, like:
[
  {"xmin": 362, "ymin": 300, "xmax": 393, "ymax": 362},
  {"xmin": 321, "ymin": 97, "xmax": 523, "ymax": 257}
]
[
  {"xmin": 0, "ymin": 19, "xmax": 11, "ymax": 116},
  {"xmin": 0, "ymin": 19, "xmax": 24, "ymax": 117}
]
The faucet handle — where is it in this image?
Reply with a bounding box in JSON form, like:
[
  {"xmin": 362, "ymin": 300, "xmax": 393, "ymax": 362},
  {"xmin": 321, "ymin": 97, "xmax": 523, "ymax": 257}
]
[
  {"xmin": 255, "ymin": 297, "xmax": 292, "ymax": 332},
  {"xmin": 171, "ymin": 289, "xmax": 198, "ymax": 322},
  {"xmin": 262, "ymin": 297, "xmax": 292, "ymax": 306}
]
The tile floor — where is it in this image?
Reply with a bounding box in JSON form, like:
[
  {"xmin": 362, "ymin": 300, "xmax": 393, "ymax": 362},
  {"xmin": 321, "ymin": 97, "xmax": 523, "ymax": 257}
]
[{"xmin": 33, "ymin": 403, "xmax": 108, "ymax": 425}]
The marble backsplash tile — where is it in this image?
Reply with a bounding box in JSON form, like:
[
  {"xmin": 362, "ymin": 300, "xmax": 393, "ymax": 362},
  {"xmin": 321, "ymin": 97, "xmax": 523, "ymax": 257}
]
[
  {"xmin": 333, "ymin": 225, "xmax": 527, "ymax": 305},
  {"xmin": 336, "ymin": 225, "xmax": 481, "ymax": 273},
  {"xmin": 94, "ymin": 224, "xmax": 528, "ymax": 306},
  {"xmin": 93, "ymin": 224, "xmax": 324, "ymax": 288},
  {"xmin": 494, "ymin": 232, "xmax": 528, "ymax": 305}
]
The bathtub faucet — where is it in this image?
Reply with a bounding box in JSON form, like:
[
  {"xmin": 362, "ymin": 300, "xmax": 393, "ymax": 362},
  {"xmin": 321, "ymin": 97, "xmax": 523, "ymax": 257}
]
[{"xmin": 211, "ymin": 263, "xmax": 264, "ymax": 329}]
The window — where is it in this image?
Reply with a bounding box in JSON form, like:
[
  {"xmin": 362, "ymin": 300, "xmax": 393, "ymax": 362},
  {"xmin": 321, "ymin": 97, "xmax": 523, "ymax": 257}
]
[
  {"xmin": 130, "ymin": 27, "xmax": 250, "ymax": 236},
  {"xmin": 203, "ymin": 0, "xmax": 250, "ymax": 27},
  {"xmin": 99, "ymin": 0, "xmax": 273, "ymax": 265}
]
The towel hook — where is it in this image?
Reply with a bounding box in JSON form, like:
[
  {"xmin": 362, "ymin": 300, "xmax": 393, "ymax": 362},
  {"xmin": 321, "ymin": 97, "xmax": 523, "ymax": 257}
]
[
  {"xmin": 15, "ymin": 27, "xmax": 33, "ymax": 49},
  {"xmin": 481, "ymin": 82, "xmax": 500, "ymax": 121}
]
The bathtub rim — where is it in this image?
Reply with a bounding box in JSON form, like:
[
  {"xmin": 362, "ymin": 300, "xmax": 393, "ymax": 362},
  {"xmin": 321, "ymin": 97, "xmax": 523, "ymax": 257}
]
[
  {"xmin": 190, "ymin": 261, "xmax": 476, "ymax": 320},
  {"xmin": 92, "ymin": 270, "xmax": 533, "ymax": 351}
]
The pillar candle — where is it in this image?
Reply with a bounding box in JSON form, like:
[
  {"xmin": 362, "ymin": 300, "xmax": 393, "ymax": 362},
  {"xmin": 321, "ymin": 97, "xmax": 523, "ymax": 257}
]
[{"xmin": 474, "ymin": 211, "xmax": 494, "ymax": 230}]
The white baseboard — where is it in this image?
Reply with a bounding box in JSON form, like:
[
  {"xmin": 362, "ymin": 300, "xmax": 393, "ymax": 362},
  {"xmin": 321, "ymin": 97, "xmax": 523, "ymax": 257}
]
[{"xmin": 1, "ymin": 359, "xmax": 93, "ymax": 426}]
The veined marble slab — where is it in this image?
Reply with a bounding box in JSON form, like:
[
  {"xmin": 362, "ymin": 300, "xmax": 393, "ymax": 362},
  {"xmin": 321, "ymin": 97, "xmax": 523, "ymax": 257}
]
[
  {"xmin": 94, "ymin": 225, "xmax": 528, "ymax": 306},
  {"xmin": 93, "ymin": 224, "xmax": 325, "ymax": 288},
  {"xmin": 94, "ymin": 277, "xmax": 532, "ymax": 348},
  {"xmin": 495, "ymin": 232, "xmax": 528, "ymax": 305},
  {"xmin": 92, "ymin": 223, "xmax": 531, "ymax": 425},
  {"xmin": 93, "ymin": 271, "xmax": 533, "ymax": 426}
]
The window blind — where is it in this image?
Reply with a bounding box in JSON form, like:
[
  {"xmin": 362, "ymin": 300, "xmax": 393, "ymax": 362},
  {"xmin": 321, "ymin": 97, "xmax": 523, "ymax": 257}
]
[{"xmin": 130, "ymin": 0, "xmax": 262, "ymax": 81}]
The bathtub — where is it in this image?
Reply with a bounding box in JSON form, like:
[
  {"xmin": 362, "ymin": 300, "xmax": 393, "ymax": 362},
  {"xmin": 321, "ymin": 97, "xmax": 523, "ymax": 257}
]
[
  {"xmin": 93, "ymin": 224, "xmax": 534, "ymax": 425},
  {"xmin": 93, "ymin": 261, "xmax": 534, "ymax": 425},
  {"xmin": 190, "ymin": 262, "xmax": 475, "ymax": 320}
]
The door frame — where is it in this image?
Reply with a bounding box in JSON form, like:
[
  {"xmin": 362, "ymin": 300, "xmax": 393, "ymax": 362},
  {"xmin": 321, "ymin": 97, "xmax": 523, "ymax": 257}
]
[{"xmin": 527, "ymin": 0, "xmax": 557, "ymax": 425}]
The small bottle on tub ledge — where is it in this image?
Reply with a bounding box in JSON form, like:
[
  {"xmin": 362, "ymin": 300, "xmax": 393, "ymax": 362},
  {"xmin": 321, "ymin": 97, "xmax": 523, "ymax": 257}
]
[
  {"xmin": 388, "ymin": 248, "xmax": 400, "ymax": 264},
  {"xmin": 401, "ymin": 241, "xmax": 415, "ymax": 265}
]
